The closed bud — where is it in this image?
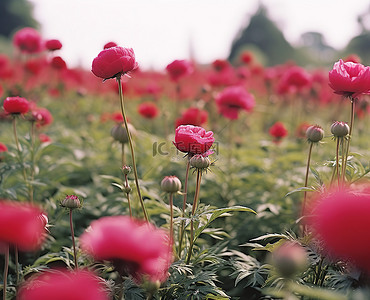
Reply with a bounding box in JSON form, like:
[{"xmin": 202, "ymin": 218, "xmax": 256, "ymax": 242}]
[
  {"xmin": 111, "ymin": 123, "xmax": 128, "ymax": 143},
  {"xmin": 306, "ymin": 125, "xmax": 324, "ymax": 143},
  {"xmin": 161, "ymin": 176, "xmax": 182, "ymax": 193},
  {"xmin": 331, "ymin": 121, "xmax": 349, "ymax": 137},
  {"xmin": 190, "ymin": 154, "xmax": 211, "ymax": 169},
  {"xmin": 122, "ymin": 165, "xmax": 132, "ymax": 175},
  {"xmin": 61, "ymin": 195, "xmax": 81, "ymax": 209}
]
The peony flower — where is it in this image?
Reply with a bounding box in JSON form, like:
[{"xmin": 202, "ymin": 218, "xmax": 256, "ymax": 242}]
[
  {"xmin": 138, "ymin": 102, "xmax": 159, "ymax": 119},
  {"xmin": 165, "ymin": 59, "xmax": 193, "ymax": 81},
  {"xmin": 31, "ymin": 107, "xmax": 53, "ymax": 127},
  {"xmin": 103, "ymin": 41, "xmax": 117, "ymax": 49},
  {"xmin": 276, "ymin": 66, "xmax": 311, "ymax": 95},
  {"xmin": 0, "ymin": 142, "xmax": 7, "ymax": 153},
  {"xmin": 328, "ymin": 59, "xmax": 370, "ymax": 98},
  {"xmin": 212, "ymin": 59, "xmax": 230, "ymax": 72},
  {"xmin": 269, "ymin": 122, "xmax": 288, "ymax": 143},
  {"xmin": 80, "ymin": 216, "xmax": 172, "ymax": 283},
  {"xmin": 17, "ymin": 269, "xmax": 110, "ymax": 300},
  {"xmin": 45, "ymin": 39, "xmax": 62, "ymax": 51},
  {"xmin": 50, "ymin": 56, "xmax": 67, "ymax": 70},
  {"xmin": 13, "ymin": 27, "xmax": 43, "ymax": 54},
  {"xmin": 38, "ymin": 133, "xmax": 51, "ymax": 143},
  {"xmin": 215, "ymin": 86, "xmax": 255, "ymax": 120},
  {"xmin": 3, "ymin": 96, "xmax": 30, "ymax": 114},
  {"xmin": 307, "ymin": 188, "xmax": 370, "ymax": 272},
  {"xmin": 0, "ymin": 200, "xmax": 47, "ymax": 251},
  {"xmin": 175, "ymin": 107, "xmax": 208, "ymax": 127},
  {"xmin": 92, "ymin": 46, "xmax": 138, "ymax": 80},
  {"xmin": 174, "ymin": 125, "xmax": 214, "ymax": 155}
]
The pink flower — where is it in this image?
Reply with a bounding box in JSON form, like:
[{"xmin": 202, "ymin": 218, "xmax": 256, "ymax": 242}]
[
  {"xmin": 17, "ymin": 269, "xmax": 110, "ymax": 300},
  {"xmin": 0, "ymin": 142, "xmax": 7, "ymax": 152},
  {"xmin": 92, "ymin": 46, "xmax": 138, "ymax": 80},
  {"xmin": 0, "ymin": 200, "xmax": 47, "ymax": 251},
  {"xmin": 328, "ymin": 59, "xmax": 370, "ymax": 98},
  {"xmin": 174, "ymin": 125, "xmax": 214, "ymax": 155},
  {"xmin": 50, "ymin": 56, "xmax": 67, "ymax": 70},
  {"xmin": 80, "ymin": 216, "xmax": 172, "ymax": 283},
  {"xmin": 38, "ymin": 133, "xmax": 51, "ymax": 143},
  {"xmin": 45, "ymin": 39, "xmax": 62, "ymax": 51},
  {"xmin": 175, "ymin": 107, "xmax": 208, "ymax": 127},
  {"xmin": 103, "ymin": 41, "xmax": 117, "ymax": 49},
  {"xmin": 13, "ymin": 27, "xmax": 43, "ymax": 54},
  {"xmin": 3, "ymin": 96, "xmax": 30, "ymax": 114},
  {"xmin": 166, "ymin": 59, "xmax": 193, "ymax": 81},
  {"xmin": 31, "ymin": 107, "xmax": 53, "ymax": 127},
  {"xmin": 211, "ymin": 59, "xmax": 230, "ymax": 72},
  {"xmin": 138, "ymin": 102, "xmax": 159, "ymax": 119},
  {"xmin": 307, "ymin": 188, "xmax": 370, "ymax": 272},
  {"xmin": 269, "ymin": 122, "xmax": 288, "ymax": 143},
  {"xmin": 215, "ymin": 86, "xmax": 255, "ymax": 120}
]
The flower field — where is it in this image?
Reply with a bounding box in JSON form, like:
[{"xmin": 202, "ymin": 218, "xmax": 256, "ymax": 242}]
[{"xmin": 1, "ymin": 28, "xmax": 370, "ymax": 299}]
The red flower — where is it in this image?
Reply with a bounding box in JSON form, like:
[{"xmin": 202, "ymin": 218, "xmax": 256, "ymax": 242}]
[
  {"xmin": 0, "ymin": 200, "xmax": 47, "ymax": 251},
  {"xmin": 0, "ymin": 143, "xmax": 7, "ymax": 152},
  {"xmin": 80, "ymin": 216, "xmax": 172, "ymax": 283},
  {"xmin": 38, "ymin": 133, "xmax": 51, "ymax": 143},
  {"xmin": 175, "ymin": 107, "xmax": 208, "ymax": 127},
  {"xmin": 50, "ymin": 56, "xmax": 67, "ymax": 70},
  {"xmin": 165, "ymin": 59, "xmax": 193, "ymax": 81},
  {"xmin": 17, "ymin": 269, "xmax": 110, "ymax": 300},
  {"xmin": 138, "ymin": 102, "xmax": 159, "ymax": 119},
  {"xmin": 269, "ymin": 122, "xmax": 288, "ymax": 143},
  {"xmin": 92, "ymin": 46, "xmax": 138, "ymax": 80},
  {"xmin": 103, "ymin": 41, "xmax": 117, "ymax": 49},
  {"xmin": 307, "ymin": 188, "xmax": 370, "ymax": 272},
  {"xmin": 240, "ymin": 51, "xmax": 253, "ymax": 64},
  {"xmin": 328, "ymin": 59, "xmax": 370, "ymax": 98},
  {"xmin": 174, "ymin": 125, "xmax": 214, "ymax": 155},
  {"xmin": 3, "ymin": 96, "xmax": 30, "ymax": 114},
  {"xmin": 31, "ymin": 107, "xmax": 53, "ymax": 127},
  {"xmin": 277, "ymin": 66, "xmax": 311, "ymax": 95},
  {"xmin": 13, "ymin": 27, "xmax": 43, "ymax": 54},
  {"xmin": 45, "ymin": 39, "xmax": 62, "ymax": 51},
  {"xmin": 215, "ymin": 86, "xmax": 255, "ymax": 120},
  {"xmin": 212, "ymin": 59, "xmax": 230, "ymax": 72}
]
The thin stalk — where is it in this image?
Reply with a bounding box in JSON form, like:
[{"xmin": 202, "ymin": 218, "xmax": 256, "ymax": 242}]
[
  {"xmin": 169, "ymin": 193, "xmax": 174, "ymax": 246},
  {"xmin": 342, "ymin": 98, "xmax": 355, "ymax": 182},
  {"xmin": 124, "ymin": 174, "xmax": 132, "ymax": 218},
  {"xmin": 301, "ymin": 142, "xmax": 313, "ymax": 217},
  {"xmin": 13, "ymin": 117, "xmax": 28, "ymax": 184},
  {"xmin": 69, "ymin": 210, "xmax": 78, "ymax": 269},
  {"xmin": 186, "ymin": 169, "xmax": 202, "ymax": 264},
  {"xmin": 3, "ymin": 245, "xmax": 9, "ymax": 300},
  {"xmin": 116, "ymin": 77, "xmax": 148, "ymax": 222},
  {"xmin": 121, "ymin": 143, "xmax": 126, "ymax": 167},
  {"xmin": 178, "ymin": 159, "xmax": 190, "ymax": 257},
  {"xmin": 15, "ymin": 246, "xmax": 19, "ymax": 285},
  {"xmin": 335, "ymin": 138, "xmax": 340, "ymax": 186},
  {"xmin": 29, "ymin": 121, "xmax": 35, "ymax": 203}
]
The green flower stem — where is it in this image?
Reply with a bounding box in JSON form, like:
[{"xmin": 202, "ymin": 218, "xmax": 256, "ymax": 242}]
[
  {"xmin": 169, "ymin": 193, "xmax": 174, "ymax": 245},
  {"xmin": 116, "ymin": 77, "xmax": 148, "ymax": 222},
  {"xmin": 178, "ymin": 159, "xmax": 190, "ymax": 257},
  {"xmin": 301, "ymin": 142, "xmax": 313, "ymax": 219},
  {"xmin": 186, "ymin": 169, "xmax": 202, "ymax": 264},
  {"xmin": 342, "ymin": 98, "xmax": 355, "ymax": 182},
  {"xmin": 3, "ymin": 245, "xmax": 9, "ymax": 300},
  {"xmin": 13, "ymin": 117, "xmax": 29, "ymax": 194},
  {"xmin": 29, "ymin": 121, "xmax": 36, "ymax": 203},
  {"xmin": 121, "ymin": 143, "xmax": 126, "ymax": 167},
  {"xmin": 335, "ymin": 138, "xmax": 340, "ymax": 186},
  {"xmin": 69, "ymin": 209, "xmax": 78, "ymax": 269},
  {"xmin": 124, "ymin": 173, "xmax": 132, "ymax": 218}
]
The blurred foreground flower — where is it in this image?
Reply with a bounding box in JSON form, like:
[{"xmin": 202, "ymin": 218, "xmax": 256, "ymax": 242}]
[
  {"xmin": 17, "ymin": 269, "xmax": 110, "ymax": 300},
  {"xmin": 174, "ymin": 125, "xmax": 214, "ymax": 155},
  {"xmin": 80, "ymin": 216, "xmax": 172, "ymax": 283}
]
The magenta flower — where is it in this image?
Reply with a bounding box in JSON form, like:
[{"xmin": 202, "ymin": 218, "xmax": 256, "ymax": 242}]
[
  {"xmin": 166, "ymin": 59, "xmax": 193, "ymax": 81},
  {"xmin": 13, "ymin": 27, "xmax": 43, "ymax": 54},
  {"xmin": 80, "ymin": 216, "xmax": 172, "ymax": 283},
  {"xmin": 3, "ymin": 96, "xmax": 30, "ymax": 115},
  {"xmin": 215, "ymin": 86, "xmax": 255, "ymax": 120},
  {"xmin": 31, "ymin": 107, "xmax": 53, "ymax": 128},
  {"xmin": 269, "ymin": 122, "xmax": 288, "ymax": 143},
  {"xmin": 328, "ymin": 59, "xmax": 370, "ymax": 98},
  {"xmin": 138, "ymin": 102, "xmax": 159, "ymax": 119},
  {"xmin": 45, "ymin": 39, "xmax": 62, "ymax": 51},
  {"xmin": 17, "ymin": 269, "xmax": 110, "ymax": 300},
  {"xmin": 174, "ymin": 125, "xmax": 214, "ymax": 155},
  {"xmin": 92, "ymin": 46, "xmax": 138, "ymax": 80}
]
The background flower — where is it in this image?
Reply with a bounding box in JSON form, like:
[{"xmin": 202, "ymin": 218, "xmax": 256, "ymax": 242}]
[
  {"xmin": 138, "ymin": 102, "xmax": 159, "ymax": 119},
  {"xmin": 166, "ymin": 59, "xmax": 193, "ymax": 81},
  {"xmin": 13, "ymin": 27, "xmax": 43, "ymax": 54},
  {"xmin": 3, "ymin": 96, "xmax": 30, "ymax": 115}
]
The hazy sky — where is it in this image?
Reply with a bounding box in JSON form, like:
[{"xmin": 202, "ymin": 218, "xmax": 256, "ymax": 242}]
[{"xmin": 28, "ymin": 0, "xmax": 370, "ymax": 70}]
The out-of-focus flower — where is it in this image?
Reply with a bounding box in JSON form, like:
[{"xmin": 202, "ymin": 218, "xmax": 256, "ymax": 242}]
[
  {"xmin": 240, "ymin": 51, "xmax": 254, "ymax": 64},
  {"xmin": 0, "ymin": 200, "xmax": 47, "ymax": 251},
  {"xmin": 0, "ymin": 143, "xmax": 7, "ymax": 160},
  {"xmin": 24, "ymin": 58, "xmax": 47, "ymax": 75},
  {"xmin": 80, "ymin": 216, "xmax": 172, "ymax": 283},
  {"xmin": 175, "ymin": 107, "xmax": 208, "ymax": 127},
  {"xmin": 31, "ymin": 107, "xmax": 53, "ymax": 127},
  {"xmin": 328, "ymin": 59, "xmax": 370, "ymax": 98},
  {"xmin": 3, "ymin": 96, "xmax": 30, "ymax": 115},
  {"xmin": 92, "ymin": 46, "xmax": 138, "ymax": 80},
  {"xmin": 307, "ymin": 187, "xmax": 370, "ymax": 272},
  {"xmin": 103, "ymin": 41, "xmax": 117, "ymax": 49},
  {"xmin": 211, "ymin": 59, "xmax": 230, "ymax": 72},
  {"xmin": 13, "ymin": 27, "xmax": 43, "ymax": 54},
  {"xmin": 45, "ymin": 39, "xmax": 62, "ymax": 51},
  {"xmin": 161, "ymin": 176, "xmax": 182, "ymax": 193},
  {"xmin": 174, "ymin": 125, "xmax": 214, "ymax": 155},
  {"xmin": 295, "ymin": 122, "xmax": 310, "ymax": 139},
  {"xmin": 269, "ymin": 122, "xmax": 288, "ymax": 143},
  {"xmin": 17, "ymin": 269, "xmax": 110, "ymax": 300},
  {"xmin": 38, "ymin": 133, "xmax": 51, "ymax": 143},
  {"xmin": 276, "ymin": 66, "xmax": 311, "ymax": 95},
  {"xmin": 215, "ymin": 86, "xmax": 255, "ymax": 120},
  {"xmin": 165, "ymin": 60, "xmax": 193, "ymax": 81},
  {"xmin": 50, "ymin": 56, "xmax": 67, "ymax": 70},
  {"xmin": 138, "ymin": 102, "xmax": 159, "ymax": 119}
]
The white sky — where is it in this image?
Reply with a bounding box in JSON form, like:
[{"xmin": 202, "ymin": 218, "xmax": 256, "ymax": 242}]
[{"xmin": 28, "ymin": 0, "xmax": 370, "ymax": 70}]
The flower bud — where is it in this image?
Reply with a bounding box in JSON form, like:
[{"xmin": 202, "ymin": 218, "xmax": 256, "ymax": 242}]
[
  {"xmin": 161, "ymin": 176, "xmax": 182, "ymax": 193},
  {"xmin": 111, "ymin": 123, "xmax": 128, "ymax": 143},
  {"xmin": 330, "ymin": 121, "xmax": 349, "ymax": 137},
  {"xmin": 306, "ymin": 125, "xmax": 324, "ymax": 143},
  {"xmin": 271, "ymin": 241, "xmax": 308, "ymax": 278},
  {"xmin": 122, "ymin": 165, "xmax": 132, "ymax": 175},
  {"xmin": 189, "ymin": 154, "xmax": 211, "ymax": 169},
  {"xmin": 61, "ymin": 195, "xmax": 81, "ymax": 209}
]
